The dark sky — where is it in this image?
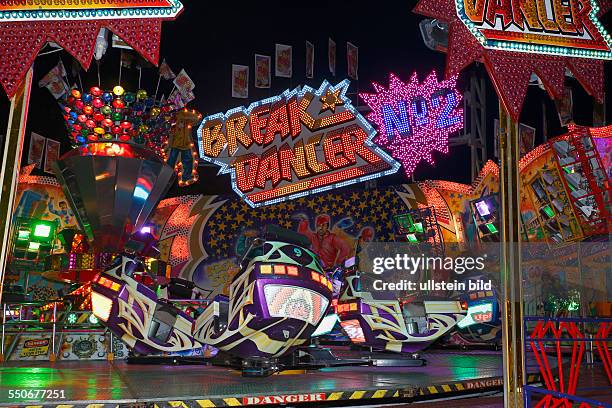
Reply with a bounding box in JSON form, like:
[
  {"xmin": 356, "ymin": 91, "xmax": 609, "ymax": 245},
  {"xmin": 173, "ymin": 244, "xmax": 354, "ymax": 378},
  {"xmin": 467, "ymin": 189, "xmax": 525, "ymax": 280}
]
[{"xmin": 2, "ymin": 2, "xmax": 610, "ymax": 197}]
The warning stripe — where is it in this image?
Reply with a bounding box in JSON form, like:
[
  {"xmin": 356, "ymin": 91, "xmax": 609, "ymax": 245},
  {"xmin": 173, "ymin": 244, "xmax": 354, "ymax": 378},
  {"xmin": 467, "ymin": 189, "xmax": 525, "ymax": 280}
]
[
  {"xmin": 15, "ymin": 376, "xmax": 542, "ymax": 408},
  {"xmin": 418, "ymin": 374, "xmax": 542, "ymax": 397}
]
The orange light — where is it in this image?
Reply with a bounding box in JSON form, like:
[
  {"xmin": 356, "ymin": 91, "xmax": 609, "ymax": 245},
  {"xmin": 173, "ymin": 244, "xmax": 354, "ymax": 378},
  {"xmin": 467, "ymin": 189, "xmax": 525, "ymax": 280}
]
[
  {"xmin": 274, "ymin": 265, "xmax": 286, "ymax": 275},
  {"xmin": 460, "ymin": 301, "xmax": 468, "ymax": 310},
  {"xmin": 260, "ymin": 264, "xmax": 272, "ymax": 274},
  {"xmin": 287, "ymin": 266, "xmax": 298, "ymax": 276},
  {"xmin": 320, "ymin": 276, "xmax": 328, "ymax": 286},
  {"xmin": 350, "ymin": 303, "xmax": 357, "ymax": 311},
  {"xmin": 311, "ymin": 272, "xmax": 320, "ymax": 282}
]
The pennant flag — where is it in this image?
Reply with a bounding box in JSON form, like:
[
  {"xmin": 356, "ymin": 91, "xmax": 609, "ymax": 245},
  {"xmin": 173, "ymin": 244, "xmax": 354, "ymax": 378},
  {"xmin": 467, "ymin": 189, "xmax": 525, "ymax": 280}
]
[
  {"xmin": 44, "ymin": 138, "xmax": 61, "ymax": 173},
  {"xmin": 518, "ymin": 123, "xmax": 536, "ymax": 158},
  {"xmin": 275, "ymin": 44, "xmax": 292, "ymax": 78},
  {"xmin": 347, "ymin": 42, "xmax": 358, "ymax": 80},
  {"xmin": 168, "ymin": 87, "xmax": 184, "ymax": 108},
  {"xmin": 180, "ymin": 88, "xmax": 195, "ymax": 105},
  {"xmin": 28, "ymin": 132, "xmax": 46, "ymax": 169},
  {"xmin": 328, "ymin": 38, "xmax": 336, "ymax": 76},
  {"xmin": 38, "ymin": 60, "xmax": 68, "ymax": 99},
  {"xmin": 159, "ymin": 58, "xmax": 176, "ymax": 80},
  {"xmin": 231, "ymin": 64, "xmax": 249, "ymax": 99},
  {"xmin": 555, "ymin": 86, "xmax": 573, "ymax": 126},
  {"xmin": 174, "ymin": 69, "xmax": 195, "ymax": 91},
  {"xmin": 305, "ymin": 41, "xmax": 314, "ymax": 79},
  {"xmin": 254, "ymin": 54, "xmax": 271, "ymax": 89}
]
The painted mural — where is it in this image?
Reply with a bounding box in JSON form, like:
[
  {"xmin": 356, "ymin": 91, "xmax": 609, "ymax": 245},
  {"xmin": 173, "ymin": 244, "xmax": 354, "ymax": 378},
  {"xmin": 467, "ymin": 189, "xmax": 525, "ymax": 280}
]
[
  {"xmin": 8, "ymin": 165, "xmax": 76, "ymax": 299},
  {"xmin": 152, "ymin": 185, "xmax": 427, "ymax": 295}
]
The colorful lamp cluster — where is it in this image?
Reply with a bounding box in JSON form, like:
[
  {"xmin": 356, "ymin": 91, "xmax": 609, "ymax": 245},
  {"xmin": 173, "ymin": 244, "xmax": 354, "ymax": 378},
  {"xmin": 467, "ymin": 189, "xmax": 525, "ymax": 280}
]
[{"xmin": 61, "ymin": 86, "xmax": 174, "ymax": 147}]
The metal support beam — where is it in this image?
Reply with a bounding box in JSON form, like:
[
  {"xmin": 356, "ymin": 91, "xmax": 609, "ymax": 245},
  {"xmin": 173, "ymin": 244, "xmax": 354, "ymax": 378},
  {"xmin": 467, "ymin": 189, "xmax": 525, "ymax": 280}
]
[
  {"xmin": 0, "ymin": 68, "xmax": 33, "ymax": 306},
  {"xmin": 499, "ymin": 102, "xmax": 525, "ymax": 408},
  {"xmin": 453, "ymin": 71, "xmax": 487, "ymax": 179}
]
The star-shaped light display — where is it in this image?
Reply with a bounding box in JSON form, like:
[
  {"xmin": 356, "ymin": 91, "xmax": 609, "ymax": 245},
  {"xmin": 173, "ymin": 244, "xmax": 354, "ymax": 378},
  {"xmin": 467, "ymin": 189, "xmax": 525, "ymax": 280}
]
[
  {"xmin": 413, "ymin": 0, "xmax": 608, "ymax": 121},
  {"xmin": 319, "ymin": 88, "xmax": 343, "ymax": 113},
  {"xmin": 0, "ymin": 1, "xmax": 183, "ymax": 98},
  {"xmin": 360, "ymin": 71, "xmax": 463, "ymax": 178}
]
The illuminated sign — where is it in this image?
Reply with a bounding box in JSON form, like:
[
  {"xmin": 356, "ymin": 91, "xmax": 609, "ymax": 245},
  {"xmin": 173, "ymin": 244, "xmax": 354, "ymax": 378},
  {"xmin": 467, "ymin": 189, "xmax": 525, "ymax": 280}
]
[
  {"xmin": 456, "ymin": 0, "xmax": 612, "ymax": 59},
  {"xmin": 360, "ymin": 71, "xmax": 463, "ymax": 177},
  {"xmin": 457, "ymin": 302, "xmax": 494, "ymax": 328},
  {"xmin": 243, "ymin": 393, "xmax": 326, "ymax": 405},
  {"xmin": 0, "ymin": 0, "xmax": 183, "ymax": 21},
  {"xmin": 197, "ymin": 80, "xmax": 400, "ymax": 208}
]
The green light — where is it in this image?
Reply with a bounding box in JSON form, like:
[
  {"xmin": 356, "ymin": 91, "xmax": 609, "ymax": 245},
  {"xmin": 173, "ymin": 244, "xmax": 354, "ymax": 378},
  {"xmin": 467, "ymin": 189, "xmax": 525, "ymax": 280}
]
[
  {"xmin": 28, "ymin": 242, "xmax": 40, "ymax": 251},
  {"xmin": 88, "ymin": 314, "xmax": 99, "ymax": 325},
  {"xmin": 17, "ymin": 230, "xmax": 30, "ymax": 240},
  {"xmin": 485, "ymin": 223, "xmax": 498, "ymax": 234},
  {"xmin": 33, "ymin": 223, "xmax": 52, "ymax": 238},
  {"xmin": 67, "ymin": 313, "xmax": 78, "ymax": 324},
  {"xmin": 414, "ymin": 222, "xmax": 424, "ymax": 233},
  {"xmin": 406, "ymin": 234, "xmax": 419, "ymax": 243},
  {"xmin": 543, "ymin": 205, "xmax": 555, "ymax": 218},
  {"xmin": 567, "ymin": 301, "xmax": 579, "ymax": 312},
  {"xmin": 396, "ymin": 214, "xmax": 414, "ymax": 230}
]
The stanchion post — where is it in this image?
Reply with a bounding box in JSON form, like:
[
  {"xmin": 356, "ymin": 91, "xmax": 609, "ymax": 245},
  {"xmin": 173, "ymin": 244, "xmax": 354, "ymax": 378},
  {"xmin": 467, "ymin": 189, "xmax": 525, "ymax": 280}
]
[
  {"xmin": 499, "ymin": 102, "xmax": 526, "ymax": 408},
  {"xmin": 0, "ymin": 68, "xmax": 33, "ymax": 307}
]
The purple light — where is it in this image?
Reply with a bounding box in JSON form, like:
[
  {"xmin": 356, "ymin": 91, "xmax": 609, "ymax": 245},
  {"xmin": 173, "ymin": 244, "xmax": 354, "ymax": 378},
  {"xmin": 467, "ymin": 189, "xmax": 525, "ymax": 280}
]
[
  {"xmin": 140, "ymin": 226, "xmax": 152, "ymax": 234},
  {"xmin": 475, "ymin": 200, "xmax": 491, "ymax": 217},
  {"xmin": 360, "ymin": 71, "xmax": 463, "ymax": 177}
]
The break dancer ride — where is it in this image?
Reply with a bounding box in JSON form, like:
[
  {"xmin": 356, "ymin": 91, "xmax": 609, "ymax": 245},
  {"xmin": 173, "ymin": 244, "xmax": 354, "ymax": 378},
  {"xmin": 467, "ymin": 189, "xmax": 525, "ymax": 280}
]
[
  {"xmin": 92, "ymin": 226, "xmax": 344, "ymax": 375},
  {"xmin": 335, "ymin": 257, "xmax": 467, "ymax": 365}
]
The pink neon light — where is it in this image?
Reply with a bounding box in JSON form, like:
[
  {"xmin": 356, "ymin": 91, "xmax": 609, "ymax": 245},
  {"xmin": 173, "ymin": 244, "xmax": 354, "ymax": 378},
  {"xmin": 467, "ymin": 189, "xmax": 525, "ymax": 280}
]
[{"xmin": 360, "ymin": 71, "xmax": 463, "ymax": 177}]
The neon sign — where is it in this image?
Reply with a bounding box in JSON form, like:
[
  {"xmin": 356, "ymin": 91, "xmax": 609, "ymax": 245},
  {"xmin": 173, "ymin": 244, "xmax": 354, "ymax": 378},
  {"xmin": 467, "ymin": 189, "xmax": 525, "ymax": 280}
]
[
  {"xmin": 0, "ymin": 0, "xmax": 183, "ymax": 21},
  {"xmin": 456, "ymin": 0, "xmax": 612, "ymax": 59},
  {"xmin": 197, "ymin": 80, "xmax": 400, "ymax": 208},
  {"xmin": 360, "ymin": 71, "xmax": 463, "ymax": 178}
]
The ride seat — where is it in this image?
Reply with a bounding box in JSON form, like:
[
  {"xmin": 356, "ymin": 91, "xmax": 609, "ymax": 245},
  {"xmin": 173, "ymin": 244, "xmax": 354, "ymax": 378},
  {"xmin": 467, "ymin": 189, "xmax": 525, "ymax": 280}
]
[
  {"xmin": 148, "ymin": 302, "xmax": 179, "ymax": 343},
  {"xmin": 213, "ymin": 295, "xmax": 229, "ymax": 334},
  {"xmin": 167, "ymin": 278, "xmax": 196, "ymax": 299},
  {"xmin": 402, "ymin": 303, "xmax": 428, "ymax": 335}
]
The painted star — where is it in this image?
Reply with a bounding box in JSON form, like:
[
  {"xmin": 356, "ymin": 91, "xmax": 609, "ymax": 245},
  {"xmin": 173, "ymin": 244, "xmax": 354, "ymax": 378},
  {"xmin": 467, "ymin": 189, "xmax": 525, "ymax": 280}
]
[{"xmin": 319, "ymin": 88, "xmax": 343, "ymax": 113}]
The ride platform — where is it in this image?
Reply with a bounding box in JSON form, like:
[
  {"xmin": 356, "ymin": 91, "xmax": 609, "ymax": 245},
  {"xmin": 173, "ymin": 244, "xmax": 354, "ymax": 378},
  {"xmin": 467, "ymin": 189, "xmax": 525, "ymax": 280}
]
[{"xmin": 0, "ymin": 350, "xmax": 541, "ymax": 407}]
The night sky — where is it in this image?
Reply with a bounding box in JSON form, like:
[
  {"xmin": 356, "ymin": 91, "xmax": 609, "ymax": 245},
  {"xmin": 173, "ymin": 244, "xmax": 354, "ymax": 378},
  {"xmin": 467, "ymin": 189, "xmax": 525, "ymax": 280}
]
[{"xmin": 1, "ymin": 3, "xmax": 610, "ymax": 197}]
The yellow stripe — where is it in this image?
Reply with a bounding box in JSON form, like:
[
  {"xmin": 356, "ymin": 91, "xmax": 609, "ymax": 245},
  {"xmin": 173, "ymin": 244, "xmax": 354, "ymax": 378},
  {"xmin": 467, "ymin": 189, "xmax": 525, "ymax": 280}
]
[
  {"xmin": 169, "ymin": 402, "xmax": 188, "ymax": 408},
  {"xmin": 392, "ymin": 390, "xmax": 399, "ymax": 397},
  {"xmin": 223, "ymin": 398, "xmax": 241, "ymax": 406},
  {"xmin": 428, "ymin": 386, "xmax": 438, "ymax": 394},
  {"xmin": 441, "ymin": 384, "xmax": 452, "ymax": 393},
  {"xmin": 25, "ymin": 406, "xmax": 43, "ymax": 408},
  {"xmin": 327, "ymin": 392, "xmax": 344, "ymax": 400},
  {"xmin": 372, "ymin": 390, "xmax": 387, "ymax": 398},
  {"xmin": 196, "ymin": 401, "xmax": 216, "ymax": 408},
  {"xmin": 56, "ymin": 406, "xmax": 74, "ymax": 408},
  {"xmin": 455, "ymin": 383, "xmax": 465, "ymax": 391},
  {"xmin": 349, "ymin": 390, "xmax": 366, "ymax": 399},
  {"xmin": 85, "ymin": 405, "xmax": 105, "ymax": 408}
]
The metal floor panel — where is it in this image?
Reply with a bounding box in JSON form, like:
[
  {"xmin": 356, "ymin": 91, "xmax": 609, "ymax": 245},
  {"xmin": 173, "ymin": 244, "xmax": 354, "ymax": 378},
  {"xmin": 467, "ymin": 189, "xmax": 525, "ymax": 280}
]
[{"xmin": 0, "ymin": 351, "xmax": 530, "ymax": 406}]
